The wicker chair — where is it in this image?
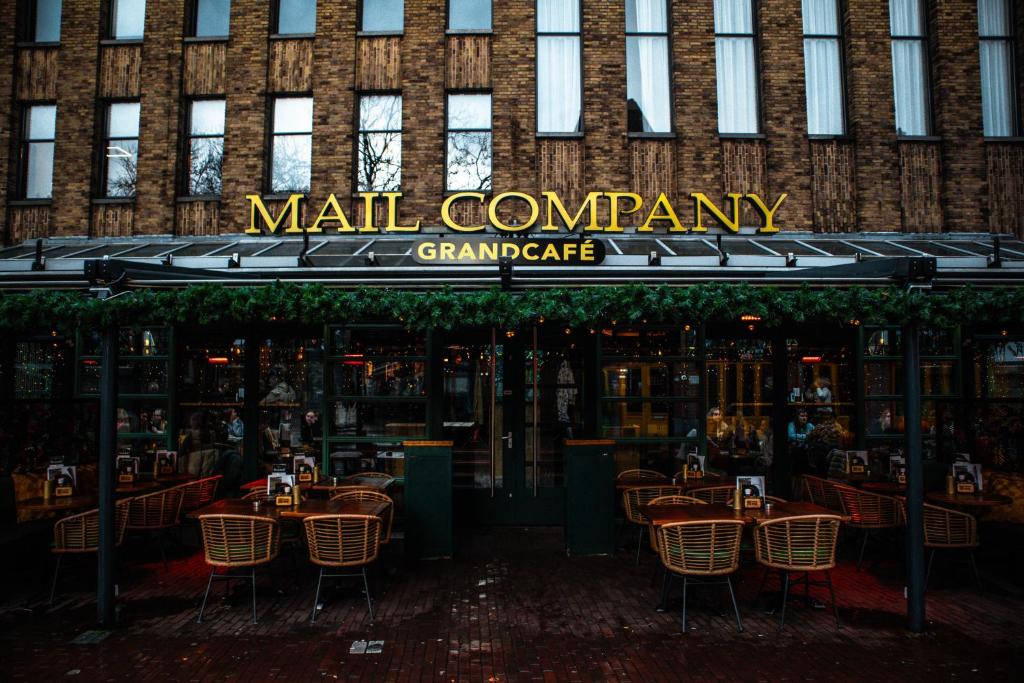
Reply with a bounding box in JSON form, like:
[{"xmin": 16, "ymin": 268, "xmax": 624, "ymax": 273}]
[
  {"xmin": 689, "ymin": 485, "xmax": 735, "ymax": 506},
  {"xmin": 178, "ymin": 475, "xmax": 222, "ymax": 512},
  {"xmin": 765, "ymin": 496, "xmax": 788, "ymax": 504},
  {"xmin": 196, "ymin": 514, "xmax": 281, "ymax": 624},
  {"xmin": 126, "ymin": 487, "xmax": 184, "ymax": 570},
  {"xmin": 646, "ymin": 495, "xmax": 705, "ymax": 552},
  {"xmin": 622, "ymin": 485, "xmax": 683, "ymax": 564},
  {"xmin": 900, "ymin": 500, "xmax": 980, "ymax": 588},
  {"xmin": 672, "ymin": 471, "xmax": 722, "ymax": 485},
  {"xmin": 344, "ymin": 471, "xmax": 394, "ymax": 485},
  {"xmin": 303, "ymin": 514, "xmax": 383, "ymax": 623},
  {"xmin": 834, "ymin": 484, "xmax": 905, "ymax": 571},
  {"xmin": 49, "ymin": 499, "xmax": 131, "ymax": 604},
  {"xmin": 240, "ymin": 490, "xmax": 265, "ymax": 501},
  {"xmin": 802, "ymin": 475, "xmax": 844, "ymax": 511},
  {"xmin": 753, "ymin": 514, "xmax": 842, "ymax": 628},
  {"xmin": 617, "ymin": 469, "xmax": 669, "ymax": 483},
  {"xmin": 330, "ymin": 489, "xmax": 395, "ymax": 543},
  {"xmin": 655, "ymin": 520, "xmax": 745, "ymax": 632}
]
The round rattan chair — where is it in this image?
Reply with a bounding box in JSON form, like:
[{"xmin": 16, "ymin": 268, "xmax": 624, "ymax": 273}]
[
  {"xmin": 344, "ymin": 471, "xmax": 393, "ymax": 484},
  {"xmin": 303, "ymin": 514, "xmax": 383, "ymax": 623},
  {"xmin": 689, "ymin": 485, "xmax": 735, "ymax": 506},
  {"xmin": 617, "ymin": 469, "xmax": 669, "ymax": 483},
  {"xmin": 622, "ymin": 485, "xmax": 683, "ymax": 564},
  {"xmin": 329, "ymin": 489, "xmax": 395, "ymax": 543},
  {"xmin": 49, "ymin": 498, "xmax": 131, "ymax": 604},
  {"xmin": 655, "ymin": 520, "xmax": 745, "ymax": 632},
  {"xmin": 801, "ymin": 475, "xmax": 843, "ymax": 512},
  {"xmin": 753, "ymin": 514, "xmax": 842, "ymax": 628},
  {"xmin": 177, "ymin": 475, "xmax": 222, "ymax": 512},
  {"xmin": 196, "ymin": 514, "xmax": 281, "ymax": 624},
  {"xmin": 126, "ymin": 487, "xmax": 184, "ymax": 570},
  {"xmin": 833, "ymin": 484, "xmax": 905, "ymax": 571},
  {"xmin": 646, "ymin": 495, "xmax": 705, "ymax": 553},
  {"xmin": 899, "ymin": 500, "xmax": 981, "ymax": 588}
]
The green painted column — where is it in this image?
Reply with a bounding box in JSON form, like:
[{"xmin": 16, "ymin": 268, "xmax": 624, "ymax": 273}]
[
  {"xmin": 403, "ymin": 440, "xmax": 453, "ymax": 560},
  {"xmin": 564, "ymin": 439, "xmax": 616, "ymax": 556}
]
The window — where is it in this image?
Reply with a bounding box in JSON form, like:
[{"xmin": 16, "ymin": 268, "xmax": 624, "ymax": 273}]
[
  {"xmin": 537, "ymin": 0, "xmax": 582, "ymax": 134},
  {"xmin": 357, "ymin": 95, "xmax": 402, "ymax": 191},
  {"xmin": 26, "ymin": 0, "xmax": 62, "ymax": 42},
  {"xmin": 979, "ymin": 0, "xmax": 1018, "ymax": 136},
  {"xmin": 277, "ymin": 0, "xmax": 316, "ymax": 35},
  {"xmin": 361, "ymin": 0, "xmax": 403, "ymax": 32},
  {"xmin": 270, "ymin": 97, "xmax": 313, "ymax": 194},
  {"xmin": 625, "ymin": 0, "xmax": 671, "ymax": 133},
  {"xmin": 714, "ymin": 0, "xmax": 759, "ymax": 134},
  {"xmin": 448, "ymin": 0, "xmax": 490, "ymax": 31},
  {"xmin": 110, "ymin": 0, "xmax": 146, "ymax": 40},
  {"xmin": 20, "ymin": 105, "xmax": 56, "ymax": 199},
  {"xmin": 802, "ymin": 0, "xmax": 845, "ymax": 135},
  {"xmin": 104, "ymin": 102, "xmax": 140, "ymax": 198},
  {"xmin": 192, "ymin": 0, "xmax": 230, "ymax": 37},
  {"xmin": 186, "ymin": 99, "xmax": 225, "ymax": 196},
  {"xmin": 889, "ymin": 0, "xmax": 930, "ymax": 136},
  {"xmin": 446, "ymin": 94, "xmax": 492, "ymax": 191}
]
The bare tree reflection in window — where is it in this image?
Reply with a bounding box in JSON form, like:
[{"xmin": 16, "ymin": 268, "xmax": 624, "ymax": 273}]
[
  {"xmin": 271, "ymin": 134, "xmax": 312, "ymax": 193},
  {"xmin": 446, "ymin": 93, "xmax": 491, "ymax": 192},
  {"xmin": 358, "ymin": 95, "xmax": 402, "ymax": 192},
  {"xmin": 189, "ymin": 137, "xmax": 223, "ymax": 195},
  {"xmin": 106, "ymin": 140, "xmax": 138, "ymax": 197}
]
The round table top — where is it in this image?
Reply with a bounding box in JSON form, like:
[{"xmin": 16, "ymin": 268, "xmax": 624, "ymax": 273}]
[
  {"xmin": 925, "ymin": 491, "xmax": 1013, "ymax": 508},
  {"xmin": 19, "ymin": 494, "xmax": 97, "ymax": 514}
]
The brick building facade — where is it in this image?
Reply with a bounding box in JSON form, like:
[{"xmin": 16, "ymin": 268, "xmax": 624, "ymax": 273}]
[{"xmin": 2, "ymin": 0, "xmax": 1023, "ymax": 242}]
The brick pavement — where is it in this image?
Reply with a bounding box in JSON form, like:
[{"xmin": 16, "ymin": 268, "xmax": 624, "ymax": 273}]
[{"xmin": 1, "ymin": 526, "xmax": 1023, "ymax": 682}]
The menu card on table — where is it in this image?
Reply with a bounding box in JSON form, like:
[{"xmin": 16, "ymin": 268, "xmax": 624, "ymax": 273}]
[
  {"xmin": 47, "ymin": 465, "xmax": 77, "ymax": 497},
  {"xmin": 737, "ymin": 476, "xmax": 766, "ymax": 509},
  {"xmin": 155, "ymin": 450, "xmax": 177, "ymax": 475},
  {"xmin": 953, "ymin": 463, "xmax": 983, "ymax": 494},
  {"xmin": 684, "ymin": 454, "xmax": 706, "ymax": 480},
  {"xmin": 116, "ymin": 455, "xmax": 140, "ymax": 483},
  {"xmin": 267, "ymin": 473, "xmax": 296, "ymax": 506},
  {"xmin": 847, "ymin": 450, "xmax": 868, "ymax": 474},
  {"xmin": 293, "ymin": 455, "xmax": 316, "ymax": 482},
  {"xmin": 889, "ymin": 455, "xmax": 907, "ymax": 484}
]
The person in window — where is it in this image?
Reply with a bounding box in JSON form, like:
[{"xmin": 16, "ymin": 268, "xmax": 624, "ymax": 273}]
[
  {"xmin": 148, "ymin": 408, "xmax": 167, "ymax": 434},
  {"xmin": 814, "ymin": 377, "xmax": 833, "ymax": 404},
  {"xmin": 807, "ymin": 408, "xmax": 847, "ymax": 474},
  {"xmin": 788, "ymin": 408, "xmax": 814, "ymax": 444},
  {"xmin": 262, "ymin": 371, "xmax": 297, "ymax": 404},
  {"xmin": 868, "ymin": 407, "xmax": 894, "ymax": 435},
  {"xmin": 301, "ymin": 410, "xmax": 321, "ymax": 446},
  {"xmin": 225, "ymin": 407, "xmax": 244, "ymax": 442}
]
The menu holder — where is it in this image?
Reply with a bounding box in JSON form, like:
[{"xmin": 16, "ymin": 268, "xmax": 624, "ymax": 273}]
[
  {"xmin": 848, "ymin": 450, "xmax": 868, "ymax": 475},
  {"xmin": 737, "ymin": 475, "xmax": 765, "ymax": 510},
  {"xmin": 953, "ymin": 463, "xmax": 982, "ymax": 495},
  {"xmin": 685, "ymin": 454, "xmax": 705, "ymax": 480},
  {"xmin": 47, "ymin": 464, "xmax": 77, "ymax": 497},
  {"xmin": 275, "ymin": 494, "xmax": 295, "ymax": 506},
  {"xmin": 889, "ymin": 455, "xmax": 907, "ymax": 484},
  {"xmin": 155, "ymin": 450, "xmax": 177, "ymax": 475},
  {"xmin": 267, "ymin": 473, "xmax": 296, "ymax": 505},
  {"xmin": 116, "ymin": 456, "xmax": 139, "ymax": 484},
  {"xmin": 293, "ymin": 455, "xmax": 316, "ymax": 483}
]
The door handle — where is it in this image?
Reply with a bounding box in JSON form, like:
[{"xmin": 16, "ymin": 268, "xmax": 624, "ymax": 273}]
[{"xmin": 502, "ymin": 431, "xmax": 513, "ymax": 449}]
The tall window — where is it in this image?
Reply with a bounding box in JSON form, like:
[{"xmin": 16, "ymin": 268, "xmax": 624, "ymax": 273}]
[
  {"xmin": 20, "ymin": 105, "xmax": 56, "ymax": 199},
  {"xmin": 448, "ymin": 0, "xmax": 490, "ymax": 31},
  {"xmin": 104, "ymin": 102, "xmax": 140, "ymax": 198},
  {"xmin": 979, "ymin": 0, "xmax": 1018, "ymax": 136},
  {"xmin": 802, "ymin": 0, "xmax": 845, "ymax": 135},
  {"xmin": 186, "ymin": 99, "xmax": 225, "ymax": 196},
  {"xmin": 26, "ymin": 0, "xmax": 62, "ymax": 42},
  {"xmin": 191, "ymin": 0, "xmax": 230, "ymax": 37},
  {"xmin": 357, "ymin": 95, "xmax": 402, "ymax": 191},
  {"xmin": 537, "ymin": 0, "xmax": 582, "ymax": 134},
  {"xmin": 361, "ymin": 0, "xmax": 403, "ymax": 32},
  {"xmin": 625, "ymin": 0, "xmax": 671, "ymax": 133},
  {"xmin": 270, "ymin": 97, "xmax": 313, "ymax": 193},
  {"xmin": 446, "ymin": 94, "xmax": 492, "ymax": 191},
  {"xmin": 714, "ymin": 0, "xmax": 759, "ymax": 134},
  {"xmin": 277, "ymin": 0, "xmax": 316, "ymax": 35},
  {"xmin": 110, "ymin": 0, "xmax": 146, "ymax": 40},
  {"xmin": 889, "ymin": 0, "xmax": 930, "ymax": 136}
]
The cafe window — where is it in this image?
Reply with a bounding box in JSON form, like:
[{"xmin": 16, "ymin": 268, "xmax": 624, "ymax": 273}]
[
  {"xmin": 270, "ymin": 96, "xmax": 313, "ymax": 194},
  {"xmin": 714, "ymin": 0, "xmax": 760, "ymax": 135},
  {"xmin": 971, "ymin": 335, "xmax": 1024, "ymax": 470},
  {"xmin": 177, "ymin": 334, "xmax": 244, "ymax": 477},
  {"xmin": 446, "ymin": 93, "xmax": 492, "ymax": 192},
  {"xmin": 361, "ymin": 0, "xmax": 403, "ymax": 32},
  {"xmin": 326, "ymin": 326, "xmax": 427, "ymax": 457},
  {"xmin": 889, "ymin": 0, "xmax": 931, "ymax": 136},
  {"xmin": 705, "ymin": 334, "xmax": 773, "ymax": 470},
  {"xmin": 600, "ymin": 327, "xmax": 699, "ymax": 474},
  {"xmin": 537, "ymin": 0, "xmax": 582, "ymax": 134},
  {"xmin": 109, "ymin": 0, "xmax": 146, "ymax": 40},
  {"xmin": 24, "ymin": 0, "xmax": 62, "ymax": 42},
  {"xmin": 802, "ymin": 0, "xmax": 845, "ymax": 135},
  {"xmin": 357, "ymin": 95, "xmax": 402, "ymax": 192},
  {"xmin": 448, "ymin": 0, "xmax": 490, "ymax": 31},
  {"xmin": 978, "ymin": 0, "xmax": 1018, "ymax": 137},
  {"xmin": 191, "ymin": 0, "xmax": 230, "ymax": 37},
  {"xmin": 625, "ymin": 0, "xmax": 671, "ymax": 134},
  {"xmin": 186, "ymin": 99, "xmax": 225, "ymax": 196},
  {"xmin": 19, "ymin": 105, "xmax": 56, "ymax": 200},
  {"xmin": 276, "ymin": 0, "xmax": 316, "ymax": 35},
  {"xmin": 256, "ymin": 336, "xmax": 325, "ymax": 466},
  {"xmin": 103, "ymin": 101, "xmax": 140, "ymax": 198}
]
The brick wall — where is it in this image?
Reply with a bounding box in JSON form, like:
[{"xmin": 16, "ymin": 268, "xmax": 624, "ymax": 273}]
[{"xmin": 2, "ymin": 0, "xmax": 1023, "ymax": 242}]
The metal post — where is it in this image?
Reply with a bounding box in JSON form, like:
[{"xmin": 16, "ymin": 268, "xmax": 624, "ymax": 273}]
[
  {"xmin": 242, "ymin": 332, "xmax": 260, "ymax": 483},
  {"xmin": 903, "ymin": 321, "xmax": 925, "ymax": 632},
  {"xmin": 97, "ymin": 322, "xmax": 118, "ymax": 626},
  {"xmin": 770, "ymin": 330, "xmax": 791, "ymax": 499}
]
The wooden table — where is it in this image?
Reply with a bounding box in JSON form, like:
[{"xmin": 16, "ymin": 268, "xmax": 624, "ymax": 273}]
[
  {"xmin": 676, "ymin": 476, "xmax": 736, "ymax": 491},
  {"xmin": 615, "ymin": 476, "xmax": 672, "ymax": 492},
  {"xmin": 187, "ymin": 497, "xmax": 388, "ymax": 522},
  {"xmin": 639, "ymin": 501, "xmax": 844, "ymax": 527},
  {"xmin": 142, "ymin": 473, "xmax": 196, "ymax": 485},
  {"xmin": 18, "ymin": 494, "xmax": 97, "ymax": 515},
  {"xmin": 925, "ymin": 491, "xmax": 1013, "ymax": 508},
  {"xmin": 115, "ymin": 481, "xmax": 162, "ymax": 496},
  {"xmin": 241, "ymin": 476, "xmax": 392, "ymax": 492},
  {"xmin": 860, "ymin": 481, "xmax": 906, "ymax": 495}
]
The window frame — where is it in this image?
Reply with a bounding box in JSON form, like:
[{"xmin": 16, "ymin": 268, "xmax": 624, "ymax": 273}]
[
  {"xmin": 624, "ymin": 0, "xmax": 675, "ymax": 137},
  {"xmin": 17, "ymin": 102, "xmax": 57, "ymax": 201},
  {"xmin": 446, "ymin": 0, "xmax": 491, "ymax": 33},
  {"xmin": 801, "ymin": 0, "xmax": 849, "ymax": 138},
  {"xmin": 358, "ymin": 0, "xmax": 405, "ymax": 35},
  {"xmin": 107, "ymin": 0, "xmax": 147, "ymax": 42},
  {"xmin": 182, "ymin": 97, "xmax": 226, "ymax": 198},
  {"xmin": 712, "ymin": 0, "xmax": 764, "ymax": 137},
  {"xmin": 535, "ymin": 0, "xmax": 585, "ymax": 136},
  {"xmin": 978, "ymin": 0, "xmax": 1020, "ymax": 138},
  {"xmin": 101, "ymin": 99, "xmax": 141, "ymax": 200},
  {"xmin": 355, "ymin": 92, "xmax": 404, "ymax": 193},
  {"xmin": 187, "ymin": 0, "xmax": 231, "ymax": 40},
  {"xmin": 444, "ymin": 91, "xmax": 494, "ymax": 193},
  {"xmin": 19, "ymin": 0, "xmax": 62, "ymax": 44},
  {"xmin": 266, "ymin": 95, "xmax": 315, "ymax": 196},
  {"xmin": 889, "ymin": 0, "xmax": 934, "ymax": 138}
]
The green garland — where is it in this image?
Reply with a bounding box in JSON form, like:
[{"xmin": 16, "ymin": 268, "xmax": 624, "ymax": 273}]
[{"xmin": 1, "ymin": 282, "xmax": 1023, "ymax": 333}]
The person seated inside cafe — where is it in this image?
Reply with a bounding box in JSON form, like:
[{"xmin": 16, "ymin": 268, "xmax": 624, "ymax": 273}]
[
  {"xmin": 788, "ymin": 408, "xmax": 814, "ymax": 444},
  {"xmin": 807, "ymin": 408, "xmax": 848, "ymax": 474},
  {"xmin": 704, "ymin": 406, "xmax": 736, "ymax": 470},
  {"xmin": 301, "ymin": 409, "xmax": 321, "ymax": 447}
]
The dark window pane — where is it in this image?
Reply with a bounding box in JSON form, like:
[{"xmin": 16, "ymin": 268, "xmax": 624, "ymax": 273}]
[
  {"xmin": 330, "ymin": 400, "xmax": 426, "ymax": 438},
  {"xmin": 330, "ymin": 327, "xmax": 426, "ymax": 356},
  {"xmin": 331, "ymin": 361, "xmax": 426, "ymax": 397}
]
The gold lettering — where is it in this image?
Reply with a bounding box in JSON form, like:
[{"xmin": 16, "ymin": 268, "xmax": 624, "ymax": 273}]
[
  {"xmin": 581, "ymin": 241, "xmax": 595, "ymax": 261},
  {"xmin": 691, "ymin": 193, "xmax": 743, "ymax": 233},
  {"xmin": 382, "ymin": 193, "xmax": 420, "ymax": 232},
  {"xmin": 501, "ymin": 242, "xmax": 521, "ymax": 258},
  {"xmin": 562, "ymin": 242, "xmax": 578, "ymax": 258},
  {"xmin": 478, "ymin": 242, "xmax": 497, "ymax": 261},
  {"xmin": 541, "ymin": 191, "xmax": 604, "ymax": 232},
  {"xmin": 417, "ymin": 242, "xmax": 436, "ymax": 260},
  {"xmin": 542, "ymin": 243, "xmax": 560, "ymax": 260},
  {"xmin": 441, "ymin": 192, "xmax": 487, "ymax": 232},
  {"xmin": 309, "ymin": 194, "xmax": 354, "ymax": 233},
  {"xmin": 639, "ymin": 193, "xmax": 686, "ymax": 232},
  {"xmin": 489, "ymin": 192, "xmax": 538, "ymax": 232},
  {"xmin": 744, "ymin": 193, "xmax": 788, "ymax": 233},
  {"xmin": 358, "ymin": 193, "xmax": 379, "ymax": 233},
  {"xmin": 457, "ymin": 242, "xmax": 477, "ymax": 260},
  {"xmin": 246, "ymin": 194, "xmax": 303, "ymax": 234},
  {"xmin": 605, "ymin": 193, "xmax": 643, "ymax": 232},
  {"xmin": 440, "ymin": 242, "xmax": 455, "ymax": 259},
  {"xmin": 522, "ymin": 243, "xmax": 539, "ymax": 260}
]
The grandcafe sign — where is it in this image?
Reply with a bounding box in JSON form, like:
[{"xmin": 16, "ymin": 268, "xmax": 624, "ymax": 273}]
[{"xmin": 246, "ymin": 190, "xmax": 787, "ymax": 265}]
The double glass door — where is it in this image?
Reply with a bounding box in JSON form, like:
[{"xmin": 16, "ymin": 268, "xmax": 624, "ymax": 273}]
[{"xmin": 442, "ymin": 328, "xmax": 585, "ymax": 525}]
